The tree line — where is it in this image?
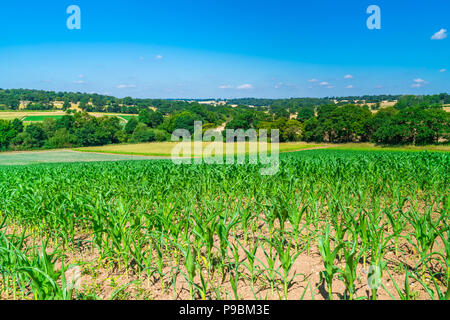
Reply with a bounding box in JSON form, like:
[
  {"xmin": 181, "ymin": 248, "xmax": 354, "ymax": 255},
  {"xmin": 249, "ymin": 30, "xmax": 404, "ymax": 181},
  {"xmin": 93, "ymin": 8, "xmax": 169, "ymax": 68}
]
[
  {"xmin": 0, "ymin": 89, "xmax": 448, "ymax": 151},
  {"xmin": 0, "ymin": 89, "xmax": 231, "ymax": 115},
  {"xmin": 302, "ymin": 104, "xmax": 449, "ymax": 145},
  {"xmin": 0, "ymin": 103, "xmax": 231, "ymax": 151},
  {"xmin": 222, "ymin": 104, "xmax": 449, "ymax": 145},
  {"xmin": 2, "ymin": 89, "xmax": 448, "ymax": 113}
]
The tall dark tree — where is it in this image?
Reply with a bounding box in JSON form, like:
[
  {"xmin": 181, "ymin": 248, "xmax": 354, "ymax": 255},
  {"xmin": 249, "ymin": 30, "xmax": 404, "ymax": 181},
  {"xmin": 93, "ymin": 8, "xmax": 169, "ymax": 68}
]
[{"xmin": 125, "ymin": 117, "xmax": 139, "ymax": 134}]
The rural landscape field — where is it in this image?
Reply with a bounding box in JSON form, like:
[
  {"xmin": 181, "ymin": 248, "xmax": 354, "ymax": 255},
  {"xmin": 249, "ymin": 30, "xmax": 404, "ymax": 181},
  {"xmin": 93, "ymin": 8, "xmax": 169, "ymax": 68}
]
[{"xmin": 1, "ymin": 0, "xmax": 449, "ymax": 305}]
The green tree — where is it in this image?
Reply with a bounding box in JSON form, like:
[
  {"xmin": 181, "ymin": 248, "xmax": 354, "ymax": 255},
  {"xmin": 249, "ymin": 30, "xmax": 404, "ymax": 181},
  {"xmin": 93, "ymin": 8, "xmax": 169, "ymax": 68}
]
[
  {"xmin": 302, "ymin": 117, "xmax": 324, "ymax": 142},
  {"xmin": 0, "ymin": 120, "xmax": 17, "ymax": 149},
  {"xmin": 131, "ymin": 123, "xmax": 156, "ymax": 142},
  {"xmin": 55, "ymin": 115, "xmax": 75, "ymax": 131},
  {"xmin": 172, "ymin": 111, "xmax": 199, "ymax": 134},
  {"xmin": 139, "ymin": 109, "xmax": 152, "ymax": 126},
  {"xmin": 25, "ymin": 123, "xmax": 46, "ymax": 147},
  {"xmin": 125, "ymin": 117, "xmax": 139, "ymax": 134},
  {"xmin": 296, "ymin": 107, "xmax": 315, "ymax": 122},
  {"xmin": 372, "ymin": 107, "xmax": 449, "ymax": 145},
  {"xmin": 149, "ymin": 110, "xmax": 164, "ymax": 128},
  {"xmin": 153, "ymin": 129, "xmax": 169, "ymax": 142},
  {"xmin": 368, "ymin": 107, "xmax": 398, "ymax": 138},
  {"xmin": 11, "ymin": 118, "xmax": 24, "ymax": 134},
  {"xmin": 283, "ymin": 119, "xmax": 304, "ymax": 141},
  {"xmin": 62, "ymin": 100, "xmax": 71, "ymax": 111},
  {"xmin": 42, "ymin": 118, "xmax": 57, "ymax": 139},
  {"xmin": 45, "ymin": 128, "xmax": 78, "ymax": 149}
]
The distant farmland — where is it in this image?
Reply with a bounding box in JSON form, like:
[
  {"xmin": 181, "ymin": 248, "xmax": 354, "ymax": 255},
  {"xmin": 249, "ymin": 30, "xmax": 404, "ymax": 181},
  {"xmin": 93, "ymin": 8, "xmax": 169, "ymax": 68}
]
[
  {"xmin": 23, "ymin": 115, "xmax": 66, "ymax": 122},
  {"xmin": 0, "ymin": 111, "xmax": 137, "ymax": 122},
  {"xmin": 0, "ymin": 150, "xmax": 163, "ymax": 166},
  {"xmin": 76, "ymin": 142, "xmax": 324, "ymax": 157},
  {"xmin": 117, "ymin": 115, "xmax": 138, "ymax": 121},
  {"xmin": 75, "ymin": 142, "xmax": 450, "ymax": 157}
]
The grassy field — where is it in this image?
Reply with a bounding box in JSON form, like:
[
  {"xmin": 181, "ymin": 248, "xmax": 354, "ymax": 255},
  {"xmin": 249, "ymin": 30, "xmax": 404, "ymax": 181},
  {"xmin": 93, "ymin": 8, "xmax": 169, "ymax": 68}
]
[
  {"xmin": 0, "ymin": 111, "xmax": 66, "ymax": 121},
  {"xmin": 117, "ymin": 115, "xmax": 138, "ymax": 121},
  {"xmin": 0, "ymin": 150, "xmax": 163, "ymax": 166},
  {"xmin": 0, "ymin": 149, "xmax": 448, "ymax": 300},
  {"xmin": 1, "ymin": 142, "xmax": 446, "ymax": 166},
  {"xmin": 328, "ymin": 143, "xmax": 450, "ymax": 153},
  {"xmin": 75, "ymin": 141, "xmax": 449, "ymax": 157},
  {"xmin": 88, "ymin": 113, "xmax": 138, "ymax": 120},
  {"xmin": 0, "ymin": 111, "xmax": 137, "ymax": 122},
  {"xmin": 23, "ymin": 115, "xmax": 66, "ymax": 122},
  {"xmin": 76, "ymin": 142, "xmax": 324, "ymax": 157}
]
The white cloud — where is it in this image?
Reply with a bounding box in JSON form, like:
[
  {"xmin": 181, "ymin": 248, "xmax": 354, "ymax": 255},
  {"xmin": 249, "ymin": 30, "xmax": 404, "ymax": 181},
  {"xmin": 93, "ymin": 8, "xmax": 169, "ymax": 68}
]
[
  {"xmin": 375, "ymin": 85, "xmax": 383, "ymax": 89},
  {"xmin": 431, "ymin": 29, "xmax": 447, "ymax": 40},
  {"xmin": 219, "ymin": 85, "xmax": 232, "ymax": 89},
  {"xmin": 320, "ymin": 81, "xmax": 329, "ymax": 86},
  {"xmin": 73, "ymin": 80, "xmax": 85, "ymax": 84},
  {"xmin": 78, "ymin": 74, "xmax": 84, "ymax": 78},
  {"xmin": 346, "ymin": 85, "xmax": 354, "ymax": 89},
  {"xmin": 326, "ymin": 86, "xmax": 336, "ymax": 89},
  {"xmin": 411, "ymin": 78, "xmax": 428, "ymax": 88},
  {"xmin": 274, "ymin": 82, "xmax": 296, "ymax": 89},
  {"xmin": 344, "ymin": 74, "xmax": 353, "ymax": 79},
  {"xmin": 116, "ymin": 84, "xmax": 137, "ymax": 89},
  {"xmin": 237, "ymin": 84, "xmax": 254, "ymax": 90},
  {"xmin": 156, "ymin": 55, "xmax": 163, "ymax": 60},
  {"xmin": 308, "ymin": 79, "xmax": 319, "ymax": 82},
  {"xmin": 440, "ymin": 69, "xmax": 447, "ymax": 73}
]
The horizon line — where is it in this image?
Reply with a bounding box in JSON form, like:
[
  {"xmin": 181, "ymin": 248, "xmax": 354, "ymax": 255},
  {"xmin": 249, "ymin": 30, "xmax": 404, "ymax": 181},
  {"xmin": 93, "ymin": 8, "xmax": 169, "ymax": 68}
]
[{"xmin": 1, "ymin": 87, "xmax": 449, "ymax": 101}]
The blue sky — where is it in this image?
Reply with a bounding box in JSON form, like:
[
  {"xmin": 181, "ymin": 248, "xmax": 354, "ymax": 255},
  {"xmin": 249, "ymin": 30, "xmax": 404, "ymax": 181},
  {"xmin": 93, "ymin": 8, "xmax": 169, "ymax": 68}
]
[{"xmin": 0, "ymin": 0, "xmax": 448, "ymax": 98}]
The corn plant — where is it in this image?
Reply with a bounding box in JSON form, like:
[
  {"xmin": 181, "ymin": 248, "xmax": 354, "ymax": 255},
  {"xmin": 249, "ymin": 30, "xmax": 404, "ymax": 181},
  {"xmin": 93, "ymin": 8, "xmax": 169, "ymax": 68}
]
[
  {"xmin": 318, "ymin": 225, "xmax": 343, "ymax": 300},
  {"xmin": 338, "ymin": 237, "xmax": 360, "ymax": 300}
]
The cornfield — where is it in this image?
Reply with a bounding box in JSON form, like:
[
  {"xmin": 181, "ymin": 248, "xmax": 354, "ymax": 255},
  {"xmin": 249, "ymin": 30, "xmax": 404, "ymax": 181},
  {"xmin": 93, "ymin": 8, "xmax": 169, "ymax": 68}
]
[{"xmin": 0, "ymin": 149, "xmax": 448, "ymax": 300}]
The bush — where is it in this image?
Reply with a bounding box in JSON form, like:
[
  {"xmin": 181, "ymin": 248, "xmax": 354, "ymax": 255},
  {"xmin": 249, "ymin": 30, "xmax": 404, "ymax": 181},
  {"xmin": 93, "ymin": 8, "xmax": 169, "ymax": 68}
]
[
  {"xmin": 11, "ymin": 132, "xmax": 35, "ymax": 150},
  {"xmin": 153, "ymin": 129, "xmax": 169, "ymax": 142},
  {"xmin": 125, "ymin": 117, "xmax": 139, "ymax": 134},
  {"xmin": 131, "ymin": 123, "xmax": 156, "ymax": 142},
  {"xmin": 0, "ymin": 119, "xmax": 20, "ymax": 149},
  {"xmin": 44, "ymin": 128, "xmax": 78, "ymax": 149}
]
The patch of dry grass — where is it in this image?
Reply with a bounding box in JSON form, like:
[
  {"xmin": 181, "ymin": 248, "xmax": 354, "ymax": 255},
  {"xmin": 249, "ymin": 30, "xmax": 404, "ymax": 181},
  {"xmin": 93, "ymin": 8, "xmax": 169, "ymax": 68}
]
[{"xmin": 75, "ymin": 142, "xmax": 323, "ymax": 157}]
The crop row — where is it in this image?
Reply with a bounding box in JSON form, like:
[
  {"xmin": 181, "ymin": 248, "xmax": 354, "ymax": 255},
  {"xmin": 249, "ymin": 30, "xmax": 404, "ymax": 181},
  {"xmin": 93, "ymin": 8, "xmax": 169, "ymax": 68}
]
[{"xmin": 0, "ymin": 150, "xmax": 448, "ymax": 300}]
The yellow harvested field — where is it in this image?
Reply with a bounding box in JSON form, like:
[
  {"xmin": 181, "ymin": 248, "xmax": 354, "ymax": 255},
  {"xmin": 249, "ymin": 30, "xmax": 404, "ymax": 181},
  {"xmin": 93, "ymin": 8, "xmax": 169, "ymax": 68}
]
[
  {"xmin": 380, "ymin": 101, "xmax": 397, "ymax": 107},
  {"xmin": 88, "ymin": 112, "xmax": 138, "ymax": 118},
  {"xmin": 75, "ymin": 141, "xmax": 449, "ymax": 157},
  {"xmin": 0, "ymin": 111, "xmax": 137, "ymax": 121},
  {"xmin": 0, "ymin": 111, "xmax": 67, "ymax": 120},
  {"xmin": 76, "ymin": 142, "xmax": 323, "ymax": 157}
]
